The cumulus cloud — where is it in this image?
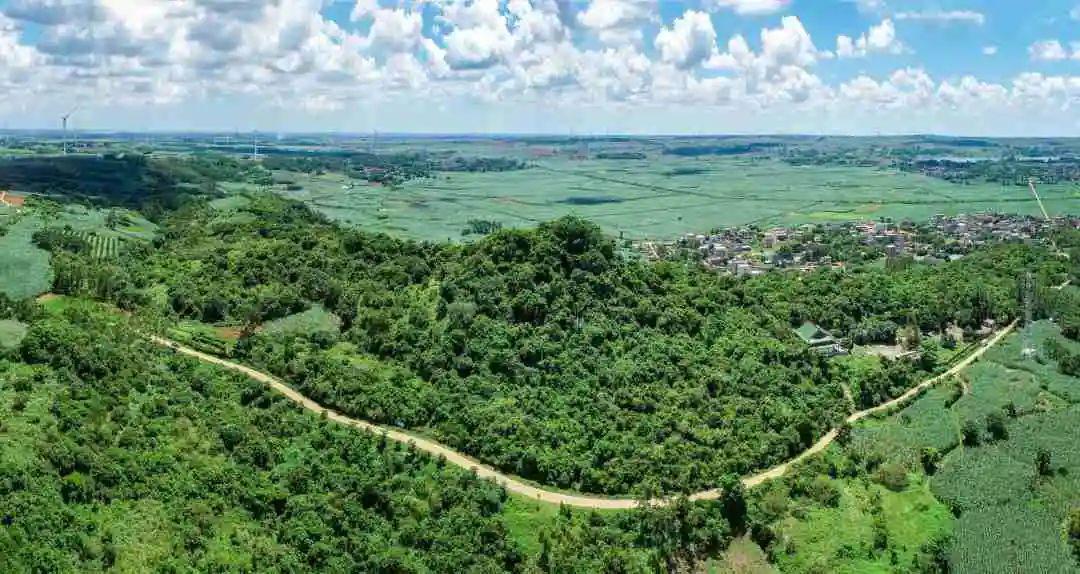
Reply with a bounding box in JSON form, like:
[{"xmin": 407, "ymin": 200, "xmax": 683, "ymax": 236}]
[
  {"xmin": 836, "ymin": 19, "xmax": 905, "ymax": 58},
  {"xmin": 577, "ymin": 0, "xmax": 654, "ymax": 46},
  {"xmin": 0, "ymin": 0, "xmax": 1079, "ymax": 135},
  {"xmin": 440, "ymin": 0, "xmax": 515, "ymax": 69},
  {"xmin": 362, "ymin": 8, "xmax": 425, "ymax": 54},
  {"xmin": 982, "ymin": 45, "xmax": 997, "ymax": 56},
  {"xmin": 1029, "ymin": 39, "xmax": 1068, "ymax": 61},
  {"xmin": 654, "ymin": 10, "xmax": 717, "ymax": 69},
  {"xmin": 706, "ymin": 0, "xmax": 790, "ymax": 15},
  {"xmin": 894, "ymin": 10, "xmax": 985, "ymax": 26}
]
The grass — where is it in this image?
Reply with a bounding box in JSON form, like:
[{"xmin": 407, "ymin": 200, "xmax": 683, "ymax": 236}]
[
  {"xmin": 167, "ymin": 320, "xmax": 237, "ymax": 357},
  {"xmin": 260, "ymin": 304, "xmax": 341, "ymax": 336},
  {"xmin": 36, "ymin": 293, "xmax": 87, "ymax": 315},
  {"xmin": 705, "ymin": 536, "xmax": 777, "ymax": 573},
  {"xmin": 259, "ymin": 157, "xmax": 1078, "ymax": 242},
  {"xmin": 0, "ymin": 204, "xmax": 156, "ymax": 300},
  {"xmin": 769, "ymin": 476, "xmax": 952, "ymax": 574},
  {"xmin": 0, "ymin": 319, "xmax": 27, "ymax": 348},
  {"xmin": 500, "ymin": 495, "xmax": 561, "ymax": 555},
  {"xmin": 0, "ymin": 216, "xmax": 51, "ymax": 299}
]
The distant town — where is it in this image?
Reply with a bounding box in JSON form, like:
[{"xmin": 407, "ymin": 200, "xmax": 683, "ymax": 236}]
[{"xmin": 637, "ymin": 213, "xmax": 1080, "ymax": 277}]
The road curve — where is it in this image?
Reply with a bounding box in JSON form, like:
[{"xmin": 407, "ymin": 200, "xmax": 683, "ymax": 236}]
[{"xmin": 149, "ymin": 321, "xmax": 1015, "ymax": 509}]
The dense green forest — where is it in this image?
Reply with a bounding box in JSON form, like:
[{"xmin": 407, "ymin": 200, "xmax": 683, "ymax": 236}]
[
  {"xmin": 40, "ymin": 192, "xmax": 1073, "ymax": 495},
  {"xmin": 0, "ymin": 302, "xmax": 740, "ymax": 572},
  {"xmin": 0, "ymin": 154, "xmax": 265, "ymax": 218}
]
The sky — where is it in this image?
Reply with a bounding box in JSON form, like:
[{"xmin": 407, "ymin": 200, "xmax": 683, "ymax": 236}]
[{"xmin": 1, "ymin": 0, "xmax": 1080, "ymax": 135}]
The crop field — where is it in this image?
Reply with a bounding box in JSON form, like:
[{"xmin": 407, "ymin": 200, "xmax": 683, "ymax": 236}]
[
  {"xmin": 0, "ymin": 204, "xmax": 156, "ymax": 300},
  {"xmin": 848, "ymin": 383, "xmax": 960, "ymax": 468},
  {"xmin": 60, "ymin": 229, "xmax": 121, "ymax": 259},
  {"xmin": 268, "ymin": 156, "xmax": 1079, "ymax": 241},
  {"xmin": 260, "ymin": 304, "xmax": 341, "ymax": 337},
  {"xmin": 932, "ymin": 404, "xmax": 1080, "ymax": 573},
  {"xmin": 0, "ymin": 215, "xmax": 52, "ymax": 300},
  {"xmin": 817, "ymin": 322, "xmax": 1080, "ymax": 573}
]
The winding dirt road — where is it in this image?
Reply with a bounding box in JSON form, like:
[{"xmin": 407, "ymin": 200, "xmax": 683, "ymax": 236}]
[{"xmin": 149, "ymin": 321, "xmax": 1015, "ymax": 509}]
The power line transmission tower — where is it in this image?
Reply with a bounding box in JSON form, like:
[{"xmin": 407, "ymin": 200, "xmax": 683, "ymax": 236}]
[{"xmin": 1021, "ymin": 271, "xmax": 1037, "ymax": 359}]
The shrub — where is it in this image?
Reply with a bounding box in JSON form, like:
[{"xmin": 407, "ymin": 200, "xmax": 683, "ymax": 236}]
[
  {"xmin": 875, "ymin": 461, "xmax": 909, "ymax": 492},
  {"xmin": 920, "ymin": 447, "xmax": 942, "ymax": 475},
  {"xmin": 961, "ymin": 419, "xmax": 981, "ymax": 447},
  {"xmin": 985, "ymin": 412, "xmax": 1009, "ymax": 442}
]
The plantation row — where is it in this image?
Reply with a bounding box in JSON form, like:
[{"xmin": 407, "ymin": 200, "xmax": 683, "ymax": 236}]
[{"xmin": 60, "ymin": 229, "xmax": 120, "ymax": 259}]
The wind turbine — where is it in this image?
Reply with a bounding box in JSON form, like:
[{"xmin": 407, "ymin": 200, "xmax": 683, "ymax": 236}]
[{"xmin": 61, "ymin": 105, "xmax": 80, "ymax": 155}]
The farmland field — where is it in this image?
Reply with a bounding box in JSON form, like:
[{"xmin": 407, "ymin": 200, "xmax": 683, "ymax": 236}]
[
  {"xmin": 270, "ymin": 156, "xmax": 1079, "ymax": 241},
  {"xmin": 0, "ymin": 203, "xmax": 155, "ymax": 299},
  {"xmin": 770, "ymin": 321, "xmax": 1080, "ymax": 573},
  {"xmin": 0, "ymin": 215, "xmax": 52, "ymax": 299},
  {"xmin": 260, "ymin": 304, "xmax": 341, "ymax": 337}
]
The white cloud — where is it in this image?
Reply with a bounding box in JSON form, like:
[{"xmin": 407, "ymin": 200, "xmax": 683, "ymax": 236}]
[
  {"xmin": 894, "ymin": 10, "xmax": 985, "ymax": 26},
  {"xmin": 1029, "ymin": 39, "xmax": 1068, "ymax": 61},
  {"xmin": 2, "ymin": 0, "xmax": 1080, "ymax": 136},
  {"xmin": 707, "ymin": 0, "xmax": 790, "ymax": 15},
  {"xmin": 363, "ymin": 8, "xmax": 424, "ymax": 54},
  {"xmin": 577, "ymin": 0, "xmax": 654, "ymax": 46},
  {"xmin": 440, "ymin": 0, "xmax": 515, "ymax": 69},
  {"xmin": 982, "ymin": 45, "xmax": 997, "ymax": 56},
  {"xmin": 1071, "ymin": 5, "xmax": 1080, "ymax": 21},
  {"xmin": 847, "ymin": 0, "xmax": 885, "ymax": 14},
  {"xmin": 836, "ymin": 19, "xmax": 905, "ymax": 58},
  {"xmin": 654, "ymin": 10, "xmax": 717, "ymax": 70}
]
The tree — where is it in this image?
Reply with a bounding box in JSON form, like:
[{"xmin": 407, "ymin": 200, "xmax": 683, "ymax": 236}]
[
  {"xmin": 961, "ymin": 419, "xmax": 981, "ymax": 447},
  {"xmin": 719, "ymin": 474, "xmax": 747, "ymax": 534},
  {"xmin": 920, "ymin": 447, "xmax": 941, "ymax": 475},
  {"xmin": 1068, "ymin": 507, "xmax": 1080, "ymax": 562},
  {"xmin": 1036, "ymin": 449, "xmax": 1052, "ymax": 476},
  {"xmin": 875, "ymin": 461, "xmax": 909, "ymax": 492},
  {"xmin": 985, "ymin": 412, "xmax": 1009, "ymax": 442}
]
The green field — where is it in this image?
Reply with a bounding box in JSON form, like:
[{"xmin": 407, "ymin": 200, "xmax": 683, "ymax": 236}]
[
  {"xmin": 260, "ymin": 304, "xmax": 341, "ymax": 336},
  {"xmin": 0, "ymin": 215, "xmax": 52, "ymax": 299},
  {"xmin": 0, "ymin": 204, "xmax": 156, "ymax": 299},
  {"xmin": 781, "ymin": 322, "xmax": 1080, "ymax": 573},
  {"xmin": 769, "ymin": 476, "xmax": 953, "ymax": 574},
  {"xmin": 270, "ymin": 157, "xmax": 1079, "ymax": 241}
]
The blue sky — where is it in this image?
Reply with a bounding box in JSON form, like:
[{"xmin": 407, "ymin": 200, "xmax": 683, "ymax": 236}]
[{"xmin": 0, "ymin": 0, "xmax": 1079, "ymax": 135}]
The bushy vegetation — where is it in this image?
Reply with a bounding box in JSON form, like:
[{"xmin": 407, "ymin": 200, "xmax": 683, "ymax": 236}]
[
  {"xmin": 0, "ymin": 154, "xmax": 251, "ymax": 216},
  {"xmin": 0, "ymin": 305, "xmax": 748, "ymax": 572},
  {"xmin": 40, "ymin": 193, "xmax": 1072, "ymax": 496},
  {"xmin": 0, "ymin": 308, "xmax": 520, "ymax": 572}
]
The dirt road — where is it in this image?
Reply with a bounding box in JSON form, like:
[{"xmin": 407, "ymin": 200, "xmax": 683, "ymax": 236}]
[{"xmin": 149, "ymin": 321, "xmax": 1015, "ymax": 509}]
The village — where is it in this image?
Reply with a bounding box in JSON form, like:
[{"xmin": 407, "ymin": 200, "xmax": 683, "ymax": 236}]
[{"xmin": 637, "ymin": 212, "xmax": 1078, "ymax": 277}]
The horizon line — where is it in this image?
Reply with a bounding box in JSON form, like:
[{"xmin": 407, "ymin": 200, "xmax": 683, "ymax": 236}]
[{"xmin": 3, "ymin": 129, "xmax": 1080, "ymax": 140}]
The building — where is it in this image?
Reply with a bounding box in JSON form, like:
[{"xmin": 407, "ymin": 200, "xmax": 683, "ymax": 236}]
[{"xmin": 794, "ymin": 321, "xmax": 848, "ymax": 356}]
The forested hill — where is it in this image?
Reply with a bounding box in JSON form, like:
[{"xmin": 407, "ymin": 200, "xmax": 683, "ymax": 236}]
[{"xmin": 45, "ymin": 193, "xmax": 1074, "ymax": 495}]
